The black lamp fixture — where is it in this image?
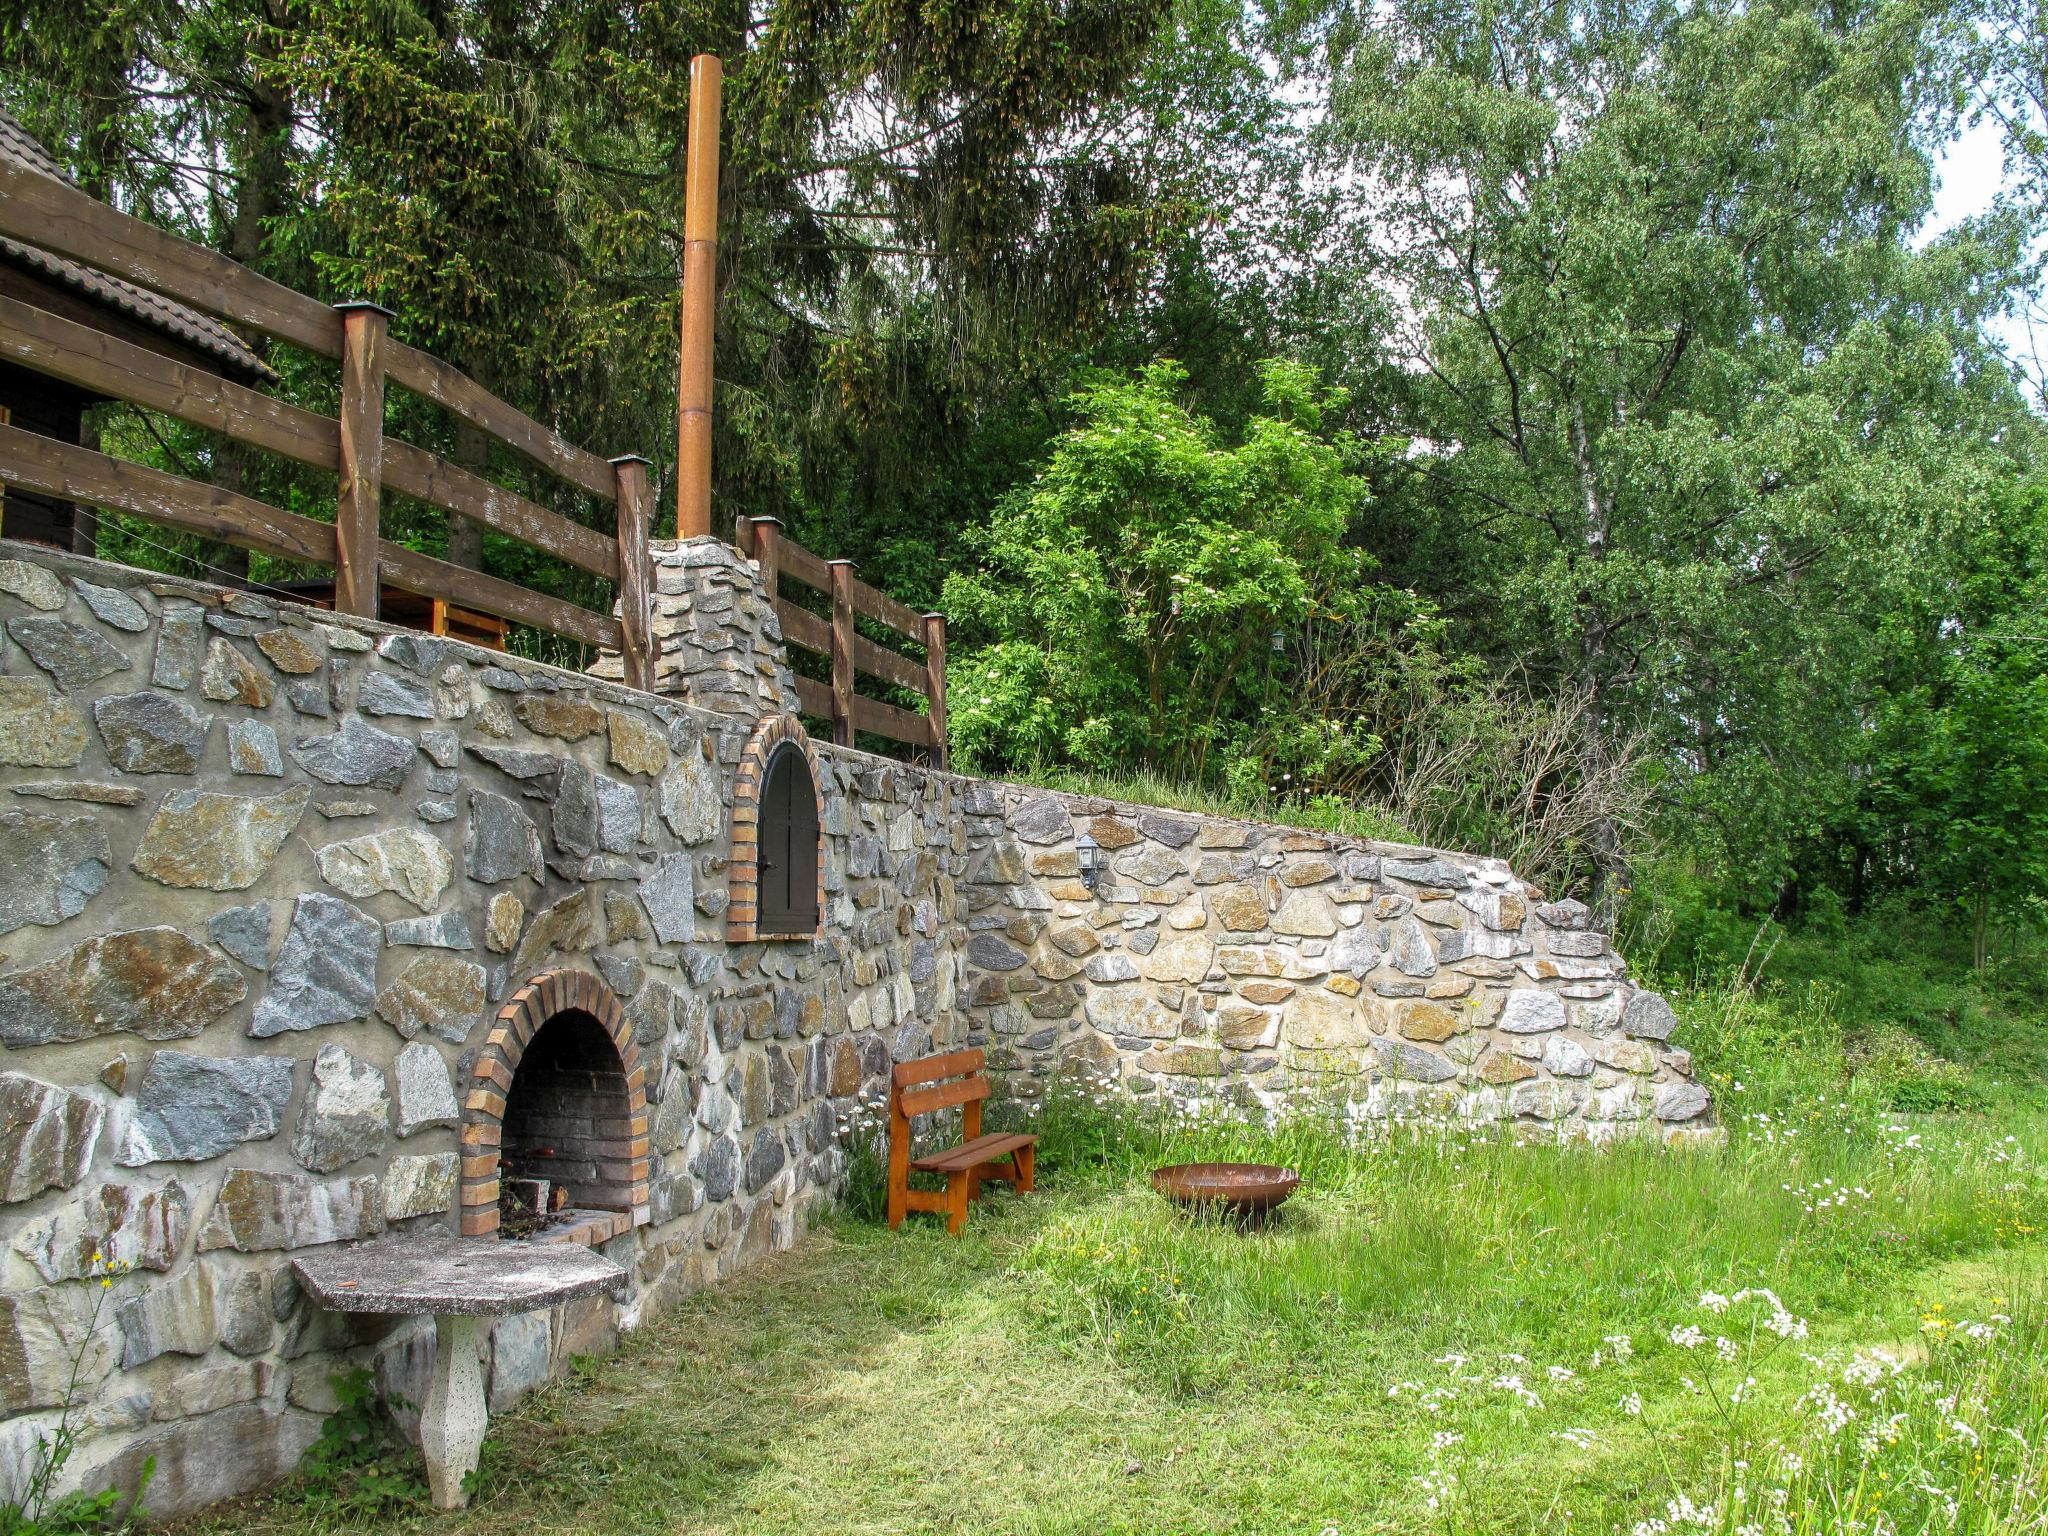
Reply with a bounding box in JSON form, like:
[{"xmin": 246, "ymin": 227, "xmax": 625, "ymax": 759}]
[{"xmin": 1075, "ymin": 831, "xmax": 1104, "ymax": 891}]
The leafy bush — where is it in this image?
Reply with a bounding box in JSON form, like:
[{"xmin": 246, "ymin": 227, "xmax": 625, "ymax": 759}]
[{"xmin": 281, "ymin": 1370, "xmax": 427, "ymax": 1517}]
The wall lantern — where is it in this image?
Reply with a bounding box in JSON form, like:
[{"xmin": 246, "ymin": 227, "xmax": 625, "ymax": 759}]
[
  {"xmin": 1075, "ymin": 831, "xmax": 1104, "ymax": 891},
  {"xmin": 1269, "ymin": 629, "xmax": 1286, "ymax": 653}
]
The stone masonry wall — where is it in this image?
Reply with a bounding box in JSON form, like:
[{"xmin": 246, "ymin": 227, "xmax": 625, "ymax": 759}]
[
  {"xmin": 953, "ymin": 790, "xmax": 1712, "ymax": 1141},
  {"xmin": 0, "ymin": 542, "xmax": 968, "ymax": 1518},
  {"xmin": 588, "ymin": 536, "xmax": 800, "ymax": 720},
  {"xmin": 0, "ymin": 534, "xmax": 1704, "ymax": 1521}
]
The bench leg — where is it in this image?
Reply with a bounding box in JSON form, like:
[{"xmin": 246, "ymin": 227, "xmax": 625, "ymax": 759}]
[
  {"xmin": 945, "ymin": 1171, "xmax": 972, "ymax": 1236},
  {"xmin": 886, "ymin": 1111, "xmax": 909, "ymax": 1231},
  {"xmin": 1015, "ymin": 1141, "xmax": 1036, "ymax": 1193},
  {"xmin": 422, "ymin": 1313, "xmax": 487, "ymax": 1510}
]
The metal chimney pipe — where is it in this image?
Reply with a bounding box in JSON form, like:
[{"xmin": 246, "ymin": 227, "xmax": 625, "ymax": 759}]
[{"xmin": 677, "ymin": 53, "xmax": 721, "ymax": 540}]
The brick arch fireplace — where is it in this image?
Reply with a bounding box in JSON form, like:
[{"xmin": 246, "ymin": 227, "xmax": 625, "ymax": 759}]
[{"xmin": 459, "ymin": 968, "xmax": 650, "ymax": 1243}]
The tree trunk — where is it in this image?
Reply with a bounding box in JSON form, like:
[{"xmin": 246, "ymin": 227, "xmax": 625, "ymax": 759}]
[
  {"xmin": 1972, "ymin": 886, "xmax": 1990, "ymax": 976},
  {"xmin": 211, "ymin": 8, "xmax": 296, "ymax": 589},
  {"xmin": 449, "ymin": 418, "xmax": 487, "ymax": 571}
]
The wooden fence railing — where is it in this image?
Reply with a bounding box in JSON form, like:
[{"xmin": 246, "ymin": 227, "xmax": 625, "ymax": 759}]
[
  {"xmin": 0, "ymin": 157, "xmax": 656, "ymax": 688},
  {"xmin": 0, "ymin": 159, "xmax": 951, "ymax": 763},
  {"xmin": 737, "ymin": 516, "xmax": 947, "ymax": 769}
]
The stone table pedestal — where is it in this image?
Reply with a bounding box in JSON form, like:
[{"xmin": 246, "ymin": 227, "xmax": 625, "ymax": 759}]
[{"xmin": 292, "ymin": 1232, "xmax": 628, "ymax": 1509}]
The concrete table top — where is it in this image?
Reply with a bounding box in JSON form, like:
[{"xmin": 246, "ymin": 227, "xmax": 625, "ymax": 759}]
[{"xmin": 291, "ymin": 1232, "xmax": 628, "ymax": 1317}]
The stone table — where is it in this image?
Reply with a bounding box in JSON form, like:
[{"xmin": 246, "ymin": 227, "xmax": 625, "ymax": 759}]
[{"xmin": 292, "ymin": 1232, "xmax": 628, "ymax": 1509}]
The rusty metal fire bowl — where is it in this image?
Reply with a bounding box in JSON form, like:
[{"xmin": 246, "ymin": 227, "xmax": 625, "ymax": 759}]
[{"xmin": 1151, "ymin": 1162, "xmax": 1301, "ymax": 1222}]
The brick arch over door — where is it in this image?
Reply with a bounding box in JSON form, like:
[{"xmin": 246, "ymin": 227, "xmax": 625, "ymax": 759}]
[
  {"xmin": 727, "ymin": 711, "xmax": 826, "ymax": 943},
  {"xmin": 458, "ymin": 968, "xmax": 650, "ymax": 1238}
]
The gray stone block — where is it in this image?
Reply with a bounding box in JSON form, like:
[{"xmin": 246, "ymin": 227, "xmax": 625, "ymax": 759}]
[{"xmin": 118, "ymin": 1051, "xmax": 295, "ymax": 1165}]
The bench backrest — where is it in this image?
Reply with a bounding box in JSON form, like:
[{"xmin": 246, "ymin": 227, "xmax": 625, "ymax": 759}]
[{"xmin": 890, "ymin": 1048, "xmax": 991, "ymax": 1120}]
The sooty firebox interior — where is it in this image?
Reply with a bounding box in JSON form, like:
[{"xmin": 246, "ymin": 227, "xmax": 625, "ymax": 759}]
[{"xmin": 497, "ymin": 1008, "xmax": 637, "ymax": 1243}]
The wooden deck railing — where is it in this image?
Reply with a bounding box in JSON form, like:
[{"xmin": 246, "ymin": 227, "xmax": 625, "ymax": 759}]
[
  {"xmin": 0, "ymin": 158, "xmax": 653, "ymax": 684},
  {"xmin": 0, "ymin": 159, "xmax": 950, "ymax": 762},
  {"xmin": 737, "ymin": 516, "xmax": 947, "ymax": 769}
]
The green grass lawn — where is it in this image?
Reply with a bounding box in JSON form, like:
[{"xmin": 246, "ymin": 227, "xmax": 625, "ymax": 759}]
[{"xmin": 200, "ymin": 1050, "xmax": 2048, "ymax": 1536}]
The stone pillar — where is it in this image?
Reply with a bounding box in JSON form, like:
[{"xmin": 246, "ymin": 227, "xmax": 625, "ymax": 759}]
[
  {"xmin": 591, "ymin": 535, "xmax": 800, "ymax": 719},
  {"xmin": 421, "ymin": 1313, "xmax": 486, "ymax": 1509}
]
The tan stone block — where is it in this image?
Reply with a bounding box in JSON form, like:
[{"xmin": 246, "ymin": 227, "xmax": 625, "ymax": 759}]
[
  {"xmin": 1138, "ymin": 1043, "xmax": 1225, "ymax": 1077},
  {"xmin": 486, "ymin": 892, "xmax": 524, "ymax": 954},
  {"xmin": 606, "ymin": 711, "xmax": 671, "ymax": 776},
  {"xmin": 1088, "ymin": 816, "xmax": 1142, "ymax": 849},
  {"xmin": 1325, "ymin": 974, "xmax": 1362, "ymax": 997},
  {"xmin": 1211, "ymin": 883, "xmax": 1270, "ymax": 932},
  {"xmin": 1237, "ymin": 980, "xmax": 1295, "ymax": 1005},
  {"xmin": 1591, "ymin": 1038, "xmax": 1657, "ymax": 1074},
  {"xmin": 1280, "ymin": 859, "xmax": 1337, "ymax": 887},
  {"xmin": 1216, "ymin": 1004, "xmax": 1277, "ymax": 1050},
  {"xmin": 1477, "ymin": 1051, "xmax": 1537, "ymax": 1085},
  {"xmin": 1283, "ymin": 987, "xmax": 1371, "ymax": 1049},
  {"xmin": 1396, "ymin": 1001, "xmax": 1459, "ymax": 1043},
  {"xmin": 1272, "ymin": 891, "xmax": 1337, "ymax": 937},
  {"xmin": 515, "ymin": 693, "xmax": 606, "ymax": 741},
  {"xmin": 1048, "ymin": 924, "xmax": 1101, "ymax": 958},
  {"xmin": 1141, "ymin": 932, "xmax": 1213, "ymax": 984}
]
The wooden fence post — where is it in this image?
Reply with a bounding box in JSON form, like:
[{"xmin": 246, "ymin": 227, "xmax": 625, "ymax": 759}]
[
  {"xmin": 610, "ymin": 454, "xmax": 654, "ymax": 692},
  {"xmin": 334, "ymin": 301, "xmax": 391, "ymax": 619},
  {"xmin": 921, "ymin": 612, "xmax": 948, "ymax": 770},
  {"xmin": 749, "ymin": 515, "xmax": 781, "ymax": 604},
  {"xmin": 828, "ymin": 559, "xmax": 856, "ymax": 748}
]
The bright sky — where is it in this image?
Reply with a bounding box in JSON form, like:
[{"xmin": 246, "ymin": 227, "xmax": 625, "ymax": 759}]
[
  {"xmin": 1926, "ymin": 116, "xmax": 2011, "ymax": 237},
  {"xmin": 1925, "ymin": 115, "xmax": 2041, "ymax": 384}
]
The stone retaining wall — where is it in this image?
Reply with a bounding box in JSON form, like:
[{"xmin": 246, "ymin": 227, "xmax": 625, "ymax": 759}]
[
  {"xmin": 0, "ymin": 537, "xmax": 1704, "ymax": 1520},
  {"xmin": 0, "ymin": 542, "xmax": 968, "ymax": 1517},
  {"xmin": 953, "ymin": 789, "xmax": 1712, "ymax": 1138}
]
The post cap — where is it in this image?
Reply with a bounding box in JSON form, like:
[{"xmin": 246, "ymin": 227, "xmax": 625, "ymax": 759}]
[
  {"xmin": 608, "ymin": 453, "xmax": 653, "ymax": 467},
  {"xmin": 332, "ymin": 299, "xmax": 397, "ymax": 318}
]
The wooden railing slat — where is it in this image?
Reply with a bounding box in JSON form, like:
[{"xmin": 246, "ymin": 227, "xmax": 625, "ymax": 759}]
[
  {"xmin": 854, "ymin": 631, "xmax": 927, "ymax": 694},
  {"xmin": 773, "ymin": 534, "xmax": 833, "ymax": 594},
  {"xmin": 383, "ymin": 341, "xmax": 616, "ymax": 501},
  {"xmin": 0, "ymin": 161, "xmax": 340, "ymax": 357},
  {"xmin": 849, "ymin": 573, "xmax": 925, "ymax": 641},
  {"xmin": 0, "ymin": 295, "xmax": 619, "ymax": 581},
  {"xmin": 0, "ymin": 424, "xmax": 337, "ymax": 567},
  {"xmin": 772, "ymin": 595, "xmax": 831, "ymax": 656},
  {"xmin": 851, "ymin": 693, "xmax": 935, "ymax": 747},
  {"xmin": 377, "ymin": 542, "xmax": 620, "ymax": 652},
  {"xmin": 0, "ymin": 294, "xmax": 337, "ymax": 467},
  {"xmin": 791, "ymin": 674, "xmax": 836, "ymax": 720},
  {"xmin": 380, "ymin": 442, "xmax": 618, "ymax": 579},
  {"xmin": 0, "ymin": 163, "xmax": 619, "ymax": 509}
]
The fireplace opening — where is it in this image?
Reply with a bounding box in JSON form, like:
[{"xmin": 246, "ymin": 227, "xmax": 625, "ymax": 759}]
[
  {"xmin": 498, "ymin": 1009, "xmax": 635, "ymax": 1242},
  {"xmin": 461, "ymin": 969, "xmax": 649, "ymax": 1245}
]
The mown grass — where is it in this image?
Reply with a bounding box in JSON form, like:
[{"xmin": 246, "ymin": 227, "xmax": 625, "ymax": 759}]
[{"xmin": 196, "ymin": 976, "xmax": 2048, "ymax": 1536}]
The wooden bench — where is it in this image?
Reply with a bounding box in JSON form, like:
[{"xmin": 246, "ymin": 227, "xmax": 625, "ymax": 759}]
[{"xmin": 887, "ymin": 1048, "xmax": 1037, "ymax": 1235}]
